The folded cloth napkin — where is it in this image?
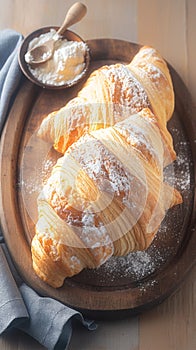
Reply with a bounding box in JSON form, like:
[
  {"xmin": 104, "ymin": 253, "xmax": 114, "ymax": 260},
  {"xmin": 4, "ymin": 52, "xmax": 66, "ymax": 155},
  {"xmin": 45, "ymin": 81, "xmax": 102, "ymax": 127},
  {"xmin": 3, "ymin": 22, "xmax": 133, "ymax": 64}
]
[
  {"xmin": 0, "ymin": 29, "xmax": 24, "ymax": 133},
  {"xmin": 0, "ymin": 29, "xmax": 96, "ymax": 350}
]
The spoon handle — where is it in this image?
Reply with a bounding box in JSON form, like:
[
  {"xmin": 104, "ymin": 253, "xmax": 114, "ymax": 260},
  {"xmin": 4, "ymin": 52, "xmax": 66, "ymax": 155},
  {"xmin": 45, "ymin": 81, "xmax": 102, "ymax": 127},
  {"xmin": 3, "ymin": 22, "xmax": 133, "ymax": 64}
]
[{"xmin": 57, "ymin": 2, "xmax": 87, "ymax": 36}]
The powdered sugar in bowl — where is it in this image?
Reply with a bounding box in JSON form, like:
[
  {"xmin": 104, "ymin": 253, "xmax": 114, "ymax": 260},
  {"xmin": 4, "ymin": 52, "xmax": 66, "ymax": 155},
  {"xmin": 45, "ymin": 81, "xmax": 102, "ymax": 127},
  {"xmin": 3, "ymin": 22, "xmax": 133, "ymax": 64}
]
[{"xmin": 18, "ymin": 27, "xmax": 90, "ymax": 89}]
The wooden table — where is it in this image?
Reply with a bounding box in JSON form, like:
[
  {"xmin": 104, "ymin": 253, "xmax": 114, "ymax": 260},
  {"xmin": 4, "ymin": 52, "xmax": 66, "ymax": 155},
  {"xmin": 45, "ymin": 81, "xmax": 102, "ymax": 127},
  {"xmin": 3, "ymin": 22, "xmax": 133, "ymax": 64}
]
[
  {"xmin": 0, "ymin": 265, "xmax": 195, "ymax": 350},
  {"xmin": 0, "ymin": 1, "xmax": 195, "ymax": 349}
]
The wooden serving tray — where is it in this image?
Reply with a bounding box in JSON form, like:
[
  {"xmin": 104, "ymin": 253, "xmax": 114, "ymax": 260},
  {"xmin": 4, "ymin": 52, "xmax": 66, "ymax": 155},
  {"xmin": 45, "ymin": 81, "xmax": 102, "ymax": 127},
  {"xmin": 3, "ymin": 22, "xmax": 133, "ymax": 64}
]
[{"xmin": 0, "ymin": 39, "xmax": 195, "ymax": 318}]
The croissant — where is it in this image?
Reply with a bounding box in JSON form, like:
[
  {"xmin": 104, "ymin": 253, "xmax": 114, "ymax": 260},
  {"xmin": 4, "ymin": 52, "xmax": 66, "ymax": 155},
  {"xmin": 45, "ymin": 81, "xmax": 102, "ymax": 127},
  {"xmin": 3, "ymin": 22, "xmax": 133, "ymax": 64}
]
[
  {"xmin": 32, "ymin": 108, "xmax": 182, "ymax": 288},
  {"xmin": 37, "ymin": 46, "xmax": 175, "ymax": 165}
]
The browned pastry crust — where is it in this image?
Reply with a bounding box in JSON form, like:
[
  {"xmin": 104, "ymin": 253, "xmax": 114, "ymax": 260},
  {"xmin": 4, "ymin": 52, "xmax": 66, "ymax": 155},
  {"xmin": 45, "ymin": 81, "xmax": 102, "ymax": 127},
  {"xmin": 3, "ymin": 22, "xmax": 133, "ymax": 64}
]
[
  {"xmin": 37, "ymin": 46, "xmax": 175, "ymax": 165},
  {"xmin": 32, "ymin": 107, "xmax": 182, "ymax": 288},
  {"xmin": 31, "ymin": 45, "xmax": 182, "ymax": 288}
]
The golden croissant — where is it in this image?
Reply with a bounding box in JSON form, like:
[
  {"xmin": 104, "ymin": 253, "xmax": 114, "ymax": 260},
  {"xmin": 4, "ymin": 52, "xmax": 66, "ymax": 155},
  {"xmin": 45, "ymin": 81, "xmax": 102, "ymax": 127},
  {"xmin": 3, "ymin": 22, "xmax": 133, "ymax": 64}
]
[
  {"xmin": 32, "ymin": 107, "xmax": 182, "ymax": 287},
  {"xmin": 31, "ymin": 46, "xmax": 182, "ymax": 288},
  {"xmin": 38, "ymin": 46, "xmax": 175, "ymax": 165}
]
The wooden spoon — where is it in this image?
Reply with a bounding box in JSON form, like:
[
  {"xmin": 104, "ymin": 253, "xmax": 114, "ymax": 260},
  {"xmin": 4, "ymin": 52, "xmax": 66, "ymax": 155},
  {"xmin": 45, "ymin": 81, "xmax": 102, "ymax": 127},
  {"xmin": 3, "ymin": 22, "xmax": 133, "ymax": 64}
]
[{"xmin": 25, "ymin": 2, "xmax": 87, "ymax": 65}]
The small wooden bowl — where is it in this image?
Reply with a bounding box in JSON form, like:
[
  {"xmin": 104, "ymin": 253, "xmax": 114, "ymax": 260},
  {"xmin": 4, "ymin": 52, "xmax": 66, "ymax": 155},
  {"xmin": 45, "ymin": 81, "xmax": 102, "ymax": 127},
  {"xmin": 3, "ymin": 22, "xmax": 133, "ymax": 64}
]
[{"xmin": 18, "ymin": 27, "xmax": 90, "ymax": 89}]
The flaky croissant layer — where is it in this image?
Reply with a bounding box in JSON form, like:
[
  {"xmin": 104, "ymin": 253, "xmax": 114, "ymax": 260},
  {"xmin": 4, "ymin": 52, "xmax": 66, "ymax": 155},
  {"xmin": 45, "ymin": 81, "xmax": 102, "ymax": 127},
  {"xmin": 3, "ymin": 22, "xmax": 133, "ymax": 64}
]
[
  {"xmin": 31, "ymin": 45, "xmax": 181, "ymax": 288},
  {"xmin": 38, "ymin": 46, "xmax": 175, "ymax": 160},
  {"xmin": 32, "ymin": 107, "xmax": 182, "ymax": 288}
]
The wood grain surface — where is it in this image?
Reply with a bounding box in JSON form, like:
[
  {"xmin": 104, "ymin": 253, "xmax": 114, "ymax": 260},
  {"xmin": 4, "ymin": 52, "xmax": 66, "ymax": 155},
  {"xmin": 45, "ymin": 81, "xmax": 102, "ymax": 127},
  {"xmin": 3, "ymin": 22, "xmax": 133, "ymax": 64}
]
[{"xmin": 0, "ymin": 0, "xmax": 195, "ymax": 349}]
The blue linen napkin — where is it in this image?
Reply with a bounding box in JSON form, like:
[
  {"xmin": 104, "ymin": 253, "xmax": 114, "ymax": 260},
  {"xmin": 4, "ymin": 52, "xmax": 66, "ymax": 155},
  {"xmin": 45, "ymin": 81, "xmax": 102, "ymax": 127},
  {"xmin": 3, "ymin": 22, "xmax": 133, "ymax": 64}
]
[
  {"xmin": 0, "ymin": 29, "xmax": 96, "ymax": 349},
  {"xmin": 0, "ymin": 29, "xmax": 24, "ymax": 133}
]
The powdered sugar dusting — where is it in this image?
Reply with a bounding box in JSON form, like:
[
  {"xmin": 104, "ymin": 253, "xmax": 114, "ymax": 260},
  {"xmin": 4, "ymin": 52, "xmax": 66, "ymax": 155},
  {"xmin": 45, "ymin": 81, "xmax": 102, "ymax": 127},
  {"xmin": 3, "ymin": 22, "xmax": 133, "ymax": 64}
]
[
  {"xmin": 75, "ymin": 116, "xmax": 194, "ymax": 287},
  {"xmin": 144, "ymin": 63, "xmax": 162, "ymax": 82},
  {"xmin": 164, "ymin": 123, "xmax": 193, "ymax": 197},
  {"xmin": 27, "ymin": 29, "xmax": 88, "ymax": 86},
  {"xmin": 68, "ymin": 133, "xmax": 132, "ymax": 199},
  {"xmin": 115, "ymin": 112, "xmax": 164, "ymax": 171},
  {"xmin": 130, "ymin": 46, "xmax": 164, "ymax": 84},
  {"xmin": 100, "ymin": 64, "xmax": 150, "ymax": 118},
  {"xmin": 101, "ymin": 251, "xmax": 156, "ymax": 281}
]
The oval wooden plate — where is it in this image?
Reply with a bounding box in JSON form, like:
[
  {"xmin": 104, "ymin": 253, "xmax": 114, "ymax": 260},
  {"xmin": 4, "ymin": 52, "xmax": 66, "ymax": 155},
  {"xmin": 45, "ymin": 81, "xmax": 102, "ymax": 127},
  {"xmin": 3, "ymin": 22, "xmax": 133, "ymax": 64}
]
[{"xmin": 0, "ymin": 39, "xmax": 195, "ymax": 319}]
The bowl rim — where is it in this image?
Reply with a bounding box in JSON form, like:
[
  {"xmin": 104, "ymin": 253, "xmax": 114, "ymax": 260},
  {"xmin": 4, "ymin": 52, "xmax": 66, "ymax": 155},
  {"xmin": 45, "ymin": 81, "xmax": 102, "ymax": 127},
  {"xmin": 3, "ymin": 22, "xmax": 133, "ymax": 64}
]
[{"xmin": 18, "ymin": 26, "xmax": 90, "ymax": 90}]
